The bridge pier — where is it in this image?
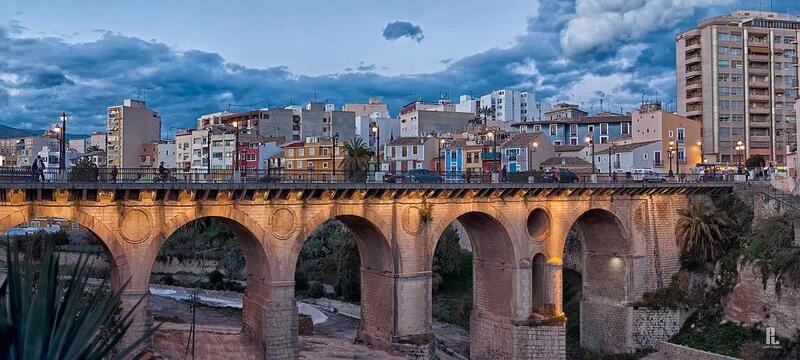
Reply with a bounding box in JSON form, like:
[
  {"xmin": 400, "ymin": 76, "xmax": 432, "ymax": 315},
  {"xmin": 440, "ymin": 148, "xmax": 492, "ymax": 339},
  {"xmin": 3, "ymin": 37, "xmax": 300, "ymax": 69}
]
[
  {"xmin": 118, "ymin": 289, "xmax": 153, "ymax": 353},
  {"xmin": 260, "ymin": 282, "xmax": 298, "ymax": 360}
]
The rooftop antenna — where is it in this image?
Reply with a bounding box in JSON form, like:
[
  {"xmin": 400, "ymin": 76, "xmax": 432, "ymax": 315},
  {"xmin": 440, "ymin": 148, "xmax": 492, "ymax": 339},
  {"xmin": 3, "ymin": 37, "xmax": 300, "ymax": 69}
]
[{"xmin": 600, "ymin": 98, "xmax": 604, "ymax": 112}]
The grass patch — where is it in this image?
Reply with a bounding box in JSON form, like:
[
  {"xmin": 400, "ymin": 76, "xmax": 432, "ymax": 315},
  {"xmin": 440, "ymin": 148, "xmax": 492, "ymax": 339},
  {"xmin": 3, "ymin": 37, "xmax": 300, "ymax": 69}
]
[
  {"xmin": 671, "ymin": 322, "xmax": 764, "ymax": 358},
  {"xmin": 432, "ymin": 252, "xmax": 473, "ymax": 329}
]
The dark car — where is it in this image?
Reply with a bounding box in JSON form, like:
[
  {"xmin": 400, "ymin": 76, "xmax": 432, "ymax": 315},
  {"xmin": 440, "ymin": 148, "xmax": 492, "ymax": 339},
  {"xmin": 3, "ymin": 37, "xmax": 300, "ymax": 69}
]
[
  {"xmin": 382, "ymin": 172, "xmax": 400, "ymax": 183},
  {"xmin": 540, "ymin": 168, "xmax": 580, "ymax": 183},
  {"xmin": 405, "ymin": 169, "xmax": 442, "ymax": 183}
]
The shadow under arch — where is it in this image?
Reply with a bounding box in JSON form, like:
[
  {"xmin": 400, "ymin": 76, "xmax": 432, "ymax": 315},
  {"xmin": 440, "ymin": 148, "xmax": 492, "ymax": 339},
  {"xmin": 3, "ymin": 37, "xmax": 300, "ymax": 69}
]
[
  {"xmin": 0, "ymin": 208, "xmax": 131, "ymax": 292},
  {"xmin": 152, "ymin": 213, "xmax": 271, "ymax": 344},
  {"xmin": 290, "ymin": 212, "xmax": 396, "ymax": 347},
  {"xmin": 565, "ymin": 208, "xmax": 630, "ymax": 353},
  {"xmin": 430, "ymin": 210, "xmax": 516, "ymax": 320}
]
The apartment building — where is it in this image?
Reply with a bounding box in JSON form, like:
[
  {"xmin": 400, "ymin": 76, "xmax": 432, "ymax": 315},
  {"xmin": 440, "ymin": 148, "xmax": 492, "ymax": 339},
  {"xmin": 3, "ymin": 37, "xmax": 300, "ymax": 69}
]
[
  {"xmin": 158, "ymin": 141, "xmax": 176, "ymax": 169},
  {"xmin": 383, "ymin": 137, "xmax": 439, "ymax": 172},
  {"xmin": 630, "ymin": 103, "xmax": 703, "ymax": 173},
  {"xmin": 197, "ymin": 109, "xmax": 295, "ymax": 142},
  {"xmin": 399, "ymin": 101, "xmax": 475, "ymax": 137},
  {"xmin": 676, "ymin": 10, "xmax": 800, "ymax": 165},
  {"xmin": 88, "ymin": 132, "xmax": 107, "ymax": 151},
  {"xmin": 533, "ymin": 113, "xmax": 632, "ymax": 146},
  {"xmin": 499, "ymin": 132, "xmax": 555, "ymax": 172},
  {"xmin": 282, "ymin": 138, "xmax": 344, "ymax": 173},
  {"xmin": 343, "ymin": 98, "xmax": 389, "ymax": 117},
  {"xmin": 106, "ymin": 99, "xmax": 161, "ymax": 168},
  {"xmin": 284, "ymin": 102, "xmax": 356, "ymax": 141}
]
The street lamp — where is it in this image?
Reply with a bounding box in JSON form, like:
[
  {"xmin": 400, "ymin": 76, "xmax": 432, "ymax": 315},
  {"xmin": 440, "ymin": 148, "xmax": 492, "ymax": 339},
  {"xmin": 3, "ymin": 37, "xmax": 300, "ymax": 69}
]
[
  {"xmin": 59, "ymin": 112, "xmax": 67, "ymax": 176},
  {"xmin": 668, "ymin": 139, "xmax": 676, "ymax": 177},
  {"xmin": 531, "ymin": 141, "xmax": 538, "ymax": 171},
  {"xmin": 372, "ymin": 124, "xmax": 380, "ymax": 171},
  {"xmin": 487, "ymin": 131, "xmax": 497, "ymax": 175},
  {"xmin": 584, "ymin": 135, "xmax": 595, "ymax": 174},
  {"xmin": 736, "ymin": 140, "xmax": 744, "ymax": 166},
  {"xmin": 332, "ymin": 132, "xmax": 339, "ymax": 180},
  {"xmin": 439, "ymin": 138, "xmax": 446, "ymax": 174},
  {"xmin": 232, "ymin": 121, "xmax": 240, "ymax": 179}
]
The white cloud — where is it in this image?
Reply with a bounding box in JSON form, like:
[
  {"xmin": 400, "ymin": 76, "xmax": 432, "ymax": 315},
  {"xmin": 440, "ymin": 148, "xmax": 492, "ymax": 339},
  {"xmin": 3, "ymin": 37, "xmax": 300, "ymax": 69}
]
[{"xmin": 560, "ymin": 0, "xmax": 735, "ymax": 57}]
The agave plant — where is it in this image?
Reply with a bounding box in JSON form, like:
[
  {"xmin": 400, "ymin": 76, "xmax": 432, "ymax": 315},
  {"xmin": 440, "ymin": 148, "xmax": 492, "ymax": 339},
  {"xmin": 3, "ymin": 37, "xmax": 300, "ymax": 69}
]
[{"xmin": 0, "ymin": 241, "xmax": 153, "ymax": 359}]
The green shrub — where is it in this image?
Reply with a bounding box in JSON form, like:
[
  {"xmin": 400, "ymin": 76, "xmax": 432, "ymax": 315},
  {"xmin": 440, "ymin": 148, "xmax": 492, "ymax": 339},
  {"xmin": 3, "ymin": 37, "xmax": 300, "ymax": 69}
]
[
  {"xmin": 634, "ymin": 281, "xmax": 688, "ymax": 310},
  {"xmin": 208, "ymin": 270, "xmax": 225, "ymax": 286},
  {"xmin": 308, "ymin": 281, "xmax": 324, "ymax": 299}
]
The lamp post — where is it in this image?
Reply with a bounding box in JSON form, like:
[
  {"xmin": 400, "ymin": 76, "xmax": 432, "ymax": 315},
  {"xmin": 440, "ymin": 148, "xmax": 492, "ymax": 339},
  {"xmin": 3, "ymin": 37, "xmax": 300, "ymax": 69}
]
[
  {"xmin": 736, "ymin": 140, "xmax": 744, "ymax": 167},
  {"xmin": 332, "ymin": 132, "xmax": 339, "ymax": 180},
  {"xmin": 487, "ymin": 131, "xmax": 497, "ymax": 175},
  {"xmin": 584, "ymin": 135, "xmax": 595, "ymax": 174},
  {"xmin": 59, "ymin": 112, "xmax": 67, "ymax": 177},
  {"xmin": 531, "ymin": 141, "xmax": 538, "ymax": 171},
  {"xmin": 696, "ymin": 139, "xmax": 703, "ymax": 165},
  {"xmin": 372, "ymin": 124, "xmax": 380, "ymax": 171},
  {"xmin": 668, "ymin": 139, "xmax": 675, "ymax": 177},
  {"xmin": 439, "ymin": 138, "xmax": 446, "ymax": 174},
  {"xmin": 232, "ymin": 121, "xmax": 240, "ymax": 180}
]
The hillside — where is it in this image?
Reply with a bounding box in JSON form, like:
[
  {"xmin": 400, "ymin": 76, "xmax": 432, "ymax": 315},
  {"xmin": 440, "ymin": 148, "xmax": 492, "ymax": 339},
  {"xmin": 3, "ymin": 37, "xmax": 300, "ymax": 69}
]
[{"xmin": 0, "ymin": 124, "xmax": 86, "ymax": 139}]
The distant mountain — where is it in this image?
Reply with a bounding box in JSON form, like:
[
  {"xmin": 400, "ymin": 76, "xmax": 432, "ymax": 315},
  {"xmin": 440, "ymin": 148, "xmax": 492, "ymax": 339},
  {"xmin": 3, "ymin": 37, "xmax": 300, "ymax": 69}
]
[
  {"xmin": 0, "ymin": 124, "xmax": 38, "ymax": 138},
  {"xmin": 0, "ymin": 124, "xmax": 87, "ymax": 140}
]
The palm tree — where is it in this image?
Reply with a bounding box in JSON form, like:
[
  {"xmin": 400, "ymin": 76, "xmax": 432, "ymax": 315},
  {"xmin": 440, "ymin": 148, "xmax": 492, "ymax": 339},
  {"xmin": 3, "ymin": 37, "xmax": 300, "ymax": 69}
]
[
  {"xmin": 341, "ymin": 137, "xmax": 374, "ymax": 182},
  {"xmin": 479, "ymin": 106, "xmax": 496, "ymax": 127},
  {"xmin": 675, "ymin": 197, "xmax": 732, "ymax": 264},
  {"xmin": 85, "ymin": 145, "xmax": 102, "ymax": 153},
  {"xmin": 0, "ymin": 241, "xmax": 154, "ymax": 359}
]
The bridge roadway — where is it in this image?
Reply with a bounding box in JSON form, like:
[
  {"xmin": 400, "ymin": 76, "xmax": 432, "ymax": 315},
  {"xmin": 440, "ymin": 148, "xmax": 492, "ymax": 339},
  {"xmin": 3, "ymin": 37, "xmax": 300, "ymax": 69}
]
[{"xmin": 0, "ymin": 181, "xmax": 733, "ymax": 359}]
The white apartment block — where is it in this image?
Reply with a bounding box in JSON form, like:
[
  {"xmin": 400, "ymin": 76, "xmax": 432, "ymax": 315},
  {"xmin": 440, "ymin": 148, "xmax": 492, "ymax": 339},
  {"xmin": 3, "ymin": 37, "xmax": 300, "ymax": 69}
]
[{"xmin": 455, "ymin": 89, "xmax": 545, "ymax": 122}]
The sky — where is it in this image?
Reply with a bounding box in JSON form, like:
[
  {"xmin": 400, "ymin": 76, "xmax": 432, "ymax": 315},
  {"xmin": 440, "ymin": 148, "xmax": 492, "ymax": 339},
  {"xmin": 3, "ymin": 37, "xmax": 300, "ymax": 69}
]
[{"xmin": 1, "ymin": 0, "xmax": 799, "ymax": 134}]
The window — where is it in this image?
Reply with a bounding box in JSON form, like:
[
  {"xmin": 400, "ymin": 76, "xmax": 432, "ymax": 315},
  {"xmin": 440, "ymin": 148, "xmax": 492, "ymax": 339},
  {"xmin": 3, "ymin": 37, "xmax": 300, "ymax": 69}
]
[
  {"xmin": 732, "ymin": 74, "xmax": 743, "ymax": 82},
  {"xmin": 587, "ymin": 125, "xmax": 595, "ymax": 133},
  {"xmin": 654, "ymin": 151, "xmax": 662, "ymax": 166},
  {"xmin": 550, "ymin": 124, "xmax": 557, "ymax": 136},
  {"xmin": 718, "ymin": 60, "xmax": 730, "ymax": 68},
  {"xmin": 732, "ymin": 60, "xmax": 742, "ymax": 69},
  {"xmin": 730, "ymin": 47, "xmax": 742, "ymax": 56},
  {"xmin": 600, "ymin": 123, "xmax": 608, "ymax": 135},
  {"xmin": 668, "ymin": 130, "xmax": 674, "ymax": 138},
  {"xmin": 643, "ymin": 153, "xmax": 648, "ymax": 160},
  {"xmin": 677, "ymin": 147, "xmax": 686, "ymax": 163},
  {"xmin": 784, "ymin": 37, "xmax": 795, "ymax": 44},
  {"xmin": 247, "ymin": 154, "xmax": 256, "ymax": 161},
  {"xmin": 570, "ymin": 137, "xmax": 578, "ymax": 145},
  {"xmin": 718, "ymin": 73, "xmax": 730, "ymax": 82},
  {"xmin": 298, "ymin": 149, "xmax": 304, "ymax": 156},
  {"xmin": 322, "ymin": 147, "xmax": 329, "ymax": 155},
  {"xmin": 621, "ymin": 122, "xmax": 631, "ymax": 134},
  {"xmin": 570, "ymin": 124, "xmax": 578, "ymax": 136},
  {"xmin": 732, "ymin": 101, "xmax": 744, "ymax": 109},
  {"xmin": 412, "ymin": 145, "xmax": 419, "ymax": 155},
  {"xmin": 599, "ymin": 136, "xmax": 609, "ymax": 144},
  {"xmin": 719, "ymin": 100, "xmax": 731, "ymax": 109},
  {"xmin": 677, "ymin": 128, "xmax": 685, "ymax": 143},
  {"xmin": 401, "ymin": 146, "xmax": 408, "ymax": 157},
  {"xmin": 719, "ymin": 114, "xmax": 731, "ymax": 122},
  {"xmin": 296, "ymin": 160, "xmax": 303, "ymax": 168},
  {"xmin": 732, "ymin": 114, "xmax": 744, "ymax": 122},
  {"xmin": 717, "ymin": 46, "xmax": 728, "ymax": 54},
  {"xmin": 309, "ymin": 147, "xmax": 315, "ymax": 156},
  {"xmin": 533, "ymin": 125, "xmax": 541, "ymax": 132},
  {"xmin": 731, "ymin": 87, "xmax": 743, "ymax": 95},
  {"xmin": 719, "ymin": 87, "xmax": 730, "ymax": 95}
]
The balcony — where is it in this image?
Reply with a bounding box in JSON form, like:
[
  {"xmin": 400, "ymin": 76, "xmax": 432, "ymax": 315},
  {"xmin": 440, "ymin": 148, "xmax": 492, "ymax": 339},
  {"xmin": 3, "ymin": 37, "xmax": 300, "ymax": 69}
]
[
  {"xmin": 685, "ymin": 54, "xmax": 702, "ymax": 64},
  {"xmin": 685, "ymin": 108, "xmax": 703, "ymax": 117},
  {"xmin": 686, "ymin": 95, "xmax": 703, "ymax": 104},
  {"xmin": 748, "ymin": 66, "xmax": 770, "ymax": 75},
  {"xmin": 749, "ymin": 107, "xmax": 770, "ymax": 114},
  {"xmin": 748, "ymin": 94, "xmax": 770, "ymax": 101},
  {"xmin": 749, "ymin": 80, "xmax": 769, "ymax": 88},
  {"xmin": 685, "ymin": 67, "xmax": 702, "ymax": 78},
  {"xmin": 749, "ymin": 120, "xmax": 770, "ymax": 128},
  {"xmin": 685, "ymin": 40, "xmax": 701, "ymax": 51},
  {"xmin": 685, "ymin": 80, "xmax": 703, "ymax": 91},
  {"xmin": 748, "ymin": 54, "xmax": 770, "ymax": 62}
]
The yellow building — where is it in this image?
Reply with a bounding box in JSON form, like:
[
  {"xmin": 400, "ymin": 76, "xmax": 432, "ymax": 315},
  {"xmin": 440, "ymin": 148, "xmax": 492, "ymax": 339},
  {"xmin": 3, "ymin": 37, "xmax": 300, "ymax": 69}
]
[{"xmin": 282, "ymin": 138, "xmax": 345, "ymax": 175}]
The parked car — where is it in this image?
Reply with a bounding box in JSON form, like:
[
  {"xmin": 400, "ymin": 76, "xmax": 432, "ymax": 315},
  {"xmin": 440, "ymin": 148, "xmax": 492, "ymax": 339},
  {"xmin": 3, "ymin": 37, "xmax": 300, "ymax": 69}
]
[
  {"xmin": 640, "ymin": 171, "xmax": 667, "ymax": 183},
  {"xmin": 382, "ymin": 172, "xmax": 400, "ymax": 183},
  {"xmin": 405, "ymin": 169, "xmax": 442, "ymax": 183},
  {"xmin": 540, "ymin": 168, "xmax": 579, "ymax": 183}
]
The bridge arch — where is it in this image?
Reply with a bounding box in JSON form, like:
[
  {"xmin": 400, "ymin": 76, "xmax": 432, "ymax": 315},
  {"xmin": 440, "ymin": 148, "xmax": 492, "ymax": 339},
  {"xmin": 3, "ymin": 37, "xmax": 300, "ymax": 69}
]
[
  {"xmin": 290, "ymin": 208, "xmax": 396, "ymax": 347},
  {"xmin": 564, "ymin": 207, "xmax": 631, "ymax": 353},
  {"xmin": 0, "ymin": 207, "xmax": 131, "ymax": 290},
  {"xmin": 154, "ymin": 208, "xmax": 272, "ymax": 343}
]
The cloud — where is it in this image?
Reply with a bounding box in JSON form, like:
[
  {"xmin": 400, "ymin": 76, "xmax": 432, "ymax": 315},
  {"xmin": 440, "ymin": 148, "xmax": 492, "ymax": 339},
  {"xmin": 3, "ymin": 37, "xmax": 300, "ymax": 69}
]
[
  {"xmin": 0, "ymin": 1, "xmax": 783, "ymax": 134},
  {"xmin": 560, "ymin": 0, "xmax": 736, "ymax": 58},
  {"xmin": 382, "ymin": 21, "xmax": 425, "ymax": 42}
]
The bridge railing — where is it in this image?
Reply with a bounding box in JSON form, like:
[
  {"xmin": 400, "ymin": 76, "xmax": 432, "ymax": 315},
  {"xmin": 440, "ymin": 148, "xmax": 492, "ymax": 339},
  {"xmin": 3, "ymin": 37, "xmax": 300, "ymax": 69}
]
[{"xmin": 0, "ymin": 166, "xmax": 749, "ymax": 185}]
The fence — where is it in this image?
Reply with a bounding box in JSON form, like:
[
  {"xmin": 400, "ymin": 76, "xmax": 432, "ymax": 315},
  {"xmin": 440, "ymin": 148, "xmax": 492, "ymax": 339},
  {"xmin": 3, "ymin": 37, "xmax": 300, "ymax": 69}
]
[{"xmin": 0, "ymin": 166, "xmax": 748, "ymax": 185}]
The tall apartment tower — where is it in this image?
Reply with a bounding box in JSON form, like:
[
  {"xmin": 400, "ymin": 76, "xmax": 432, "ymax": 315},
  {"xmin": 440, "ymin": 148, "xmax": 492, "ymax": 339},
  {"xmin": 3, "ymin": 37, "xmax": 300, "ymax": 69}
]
[
  {"xmin": 106, "ymin": 99, "xmax": 162, "ymax": 168},
  {"xmin": 676, "ymin": 10, "xmax": 799, "ymax": 165}
]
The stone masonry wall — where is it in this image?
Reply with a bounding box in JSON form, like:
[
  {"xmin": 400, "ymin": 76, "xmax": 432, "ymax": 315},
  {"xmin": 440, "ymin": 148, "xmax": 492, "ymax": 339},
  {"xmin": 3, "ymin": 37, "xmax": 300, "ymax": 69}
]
[
  {"xmin": 471, "ymin": 312, "xmax": 566, "ymax": 360},
  {"xmin": 631, "ymin": 308, "xmax": 685, "ymax": 349},
  {"xmin": 656, "ymin": 341, "xmax": 739, "ymax": 360}
]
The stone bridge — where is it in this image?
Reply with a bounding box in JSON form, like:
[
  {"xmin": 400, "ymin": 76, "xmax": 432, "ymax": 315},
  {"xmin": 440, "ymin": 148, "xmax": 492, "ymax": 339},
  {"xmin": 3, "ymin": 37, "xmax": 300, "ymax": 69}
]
[{"xmin": 0, "ymin": 182, "xmax": 732, "ymax": 359}]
